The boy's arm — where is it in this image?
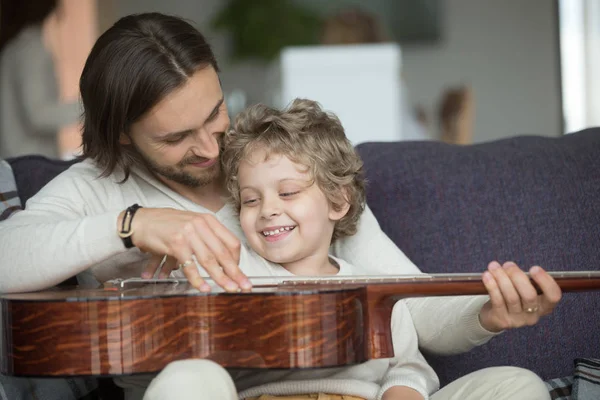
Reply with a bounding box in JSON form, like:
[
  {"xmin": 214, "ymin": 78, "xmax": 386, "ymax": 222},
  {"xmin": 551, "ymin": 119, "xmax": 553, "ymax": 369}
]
[
  {"xmin": 332, "ymin": 204, "xmax": 500, "ymax": 355},
  {"xmin": 377, "ymin": 301, "xmax": 439, "ymax": 400}
]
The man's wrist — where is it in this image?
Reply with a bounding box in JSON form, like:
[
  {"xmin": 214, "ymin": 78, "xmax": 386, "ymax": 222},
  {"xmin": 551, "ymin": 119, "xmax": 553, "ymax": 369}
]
[{"xmin": 118, "ymin": 204, "xmax": 143, "ymax": 248}]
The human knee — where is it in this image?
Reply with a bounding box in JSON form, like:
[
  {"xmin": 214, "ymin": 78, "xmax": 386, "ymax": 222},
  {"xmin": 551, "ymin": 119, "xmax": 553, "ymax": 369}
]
[
  {"xmin": 144, "ymin": 359, "xmax": 237, "ymax": 400},
  {"xmin": 160, "ymin": 359, "xmax": 229, "ymax": 382},
  {"xmin": 493, "ymin": 367, "xmax": 550, "ymax": 400}
]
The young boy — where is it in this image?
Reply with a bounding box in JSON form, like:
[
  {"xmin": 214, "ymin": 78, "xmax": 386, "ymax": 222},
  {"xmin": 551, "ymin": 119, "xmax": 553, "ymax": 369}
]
[
  {"xmin": 147, "ymin": 99, "xmax": 550, "ymax": 400},
  {"xmin": 218, "ymin": 98, "xmax": 436, "ymax": 400}
]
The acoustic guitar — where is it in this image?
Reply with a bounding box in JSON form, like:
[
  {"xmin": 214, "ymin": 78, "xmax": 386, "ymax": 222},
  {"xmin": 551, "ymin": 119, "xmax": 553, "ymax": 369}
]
[{"xmin": 1, "ymin": 272, "xmax": 600, "ymax": 377}]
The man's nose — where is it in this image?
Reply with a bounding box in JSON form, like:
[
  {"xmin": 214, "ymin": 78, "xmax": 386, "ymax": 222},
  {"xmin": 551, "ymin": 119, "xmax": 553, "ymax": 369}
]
[{"xmin": 192, "ymin": 129, "xmax": 220, "ymax": 158}]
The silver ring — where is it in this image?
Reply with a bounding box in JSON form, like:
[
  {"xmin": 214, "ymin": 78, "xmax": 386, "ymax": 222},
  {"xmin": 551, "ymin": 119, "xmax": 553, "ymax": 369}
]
[
  {"xmin": 178, "ymin": 260, "xmax": 194, "ymax": 269},
  {"xmin": 525, "ymin": 307, "xmax": 539, "ymax": 313}
]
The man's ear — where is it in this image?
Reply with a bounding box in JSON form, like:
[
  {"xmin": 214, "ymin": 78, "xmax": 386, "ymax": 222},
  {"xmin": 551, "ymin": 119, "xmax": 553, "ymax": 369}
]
[
  {"xmin": 119, "ymin": 132, "xmax": 131, "ymax": 145},
  {"xmin": 328, "ymin": 188, "xmax": 351, "ymax": 222}
]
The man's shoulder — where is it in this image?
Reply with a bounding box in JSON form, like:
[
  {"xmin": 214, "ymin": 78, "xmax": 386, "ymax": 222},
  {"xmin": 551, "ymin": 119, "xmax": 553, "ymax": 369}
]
[
  {"xmin": 33, "ymin": 158, "xmax": 127, "ymax": 200},
  {"xmin": 61, "ymin": 159, "xmax": 124, "ymax": 184}
]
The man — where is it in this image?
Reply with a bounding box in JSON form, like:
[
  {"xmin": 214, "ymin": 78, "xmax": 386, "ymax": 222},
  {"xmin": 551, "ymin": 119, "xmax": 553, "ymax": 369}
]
[{"xmin": 0, "ymin": 13, "xmax": 559, "ymax": 400}]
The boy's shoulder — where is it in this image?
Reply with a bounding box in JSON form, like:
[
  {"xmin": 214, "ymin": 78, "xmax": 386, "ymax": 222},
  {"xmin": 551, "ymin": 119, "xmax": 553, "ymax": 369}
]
[
  {"xmin": 331, "ymin": 255, "xmax": 370, "ymax": 276},
  {"xmin": 239, "ymin": 243, "xmax": 289, "ymax": 278}
]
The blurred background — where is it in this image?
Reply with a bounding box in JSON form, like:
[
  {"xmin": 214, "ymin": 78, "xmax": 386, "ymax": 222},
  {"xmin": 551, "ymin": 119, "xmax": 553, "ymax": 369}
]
[{"xmin": 0, "ymin": 0, "xmax": 598, "ymax": 159}]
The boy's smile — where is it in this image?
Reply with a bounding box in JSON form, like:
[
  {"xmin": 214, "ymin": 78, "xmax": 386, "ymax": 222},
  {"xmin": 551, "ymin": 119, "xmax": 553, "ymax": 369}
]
[{"xmin": 260, "ymin": 225, "xmax": 297, "ymax": 242}]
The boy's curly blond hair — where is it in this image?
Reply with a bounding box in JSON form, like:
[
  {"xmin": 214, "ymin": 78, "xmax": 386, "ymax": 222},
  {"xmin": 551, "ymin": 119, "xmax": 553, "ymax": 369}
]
[{"xmin": 221, "ymin": 98, "xmax": 366, "ymax": 242}]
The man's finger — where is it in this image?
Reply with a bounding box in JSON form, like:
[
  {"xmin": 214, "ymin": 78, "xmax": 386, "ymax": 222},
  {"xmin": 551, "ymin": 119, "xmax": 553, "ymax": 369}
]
[
  {"xmin": 187, "ymin": 234, "xmax": 239, "ymax": 292},
  {"xmin": 204, "ymin": 216, "xmax": 242, "ymax": 264},
  {"xmin": 196, "ymin": 218, "xmax": 250, "ymax": 289},
  {"xmin": 142, "ymin": 254, "xmax": 166, "ymax": 279},
  {"xmin": 158, "ymin": 256, "xmax": 178, "ymax": 279},
  {"xmin": 181, "ymin": 257, "xmax": 211, "ymax": 292}
]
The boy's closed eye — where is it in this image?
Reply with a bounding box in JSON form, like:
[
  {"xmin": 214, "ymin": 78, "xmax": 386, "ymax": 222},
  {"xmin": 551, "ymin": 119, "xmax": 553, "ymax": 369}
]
[
  {"xmin": 241, "ymin": 197, "xmax": 259, "ymax": 206},
  {"xmin": 280, "ymin": 190, "xmax": 300, "ymax": 198}
]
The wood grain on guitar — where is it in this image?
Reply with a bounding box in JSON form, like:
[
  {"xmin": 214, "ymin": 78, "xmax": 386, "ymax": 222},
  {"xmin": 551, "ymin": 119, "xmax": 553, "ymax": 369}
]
[{"xmin": 1, "ymin": 272, "xmax": 599, "ymax": 377}]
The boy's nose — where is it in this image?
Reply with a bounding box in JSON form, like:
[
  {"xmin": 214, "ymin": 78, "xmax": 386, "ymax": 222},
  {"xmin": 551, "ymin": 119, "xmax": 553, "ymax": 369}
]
[{"xmin": 260, "ymin": 199, "xmax": 282, "ymax": 219}]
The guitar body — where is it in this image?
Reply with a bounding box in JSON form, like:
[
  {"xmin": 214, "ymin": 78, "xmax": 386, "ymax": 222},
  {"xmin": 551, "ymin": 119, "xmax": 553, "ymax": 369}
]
[
  {"xmin": 3, "ymin": 272, "xmax": 600, "ymax": 377},
  {"xmin": 1, "ymin": 283, "xmax": 371, "ymax": 377}
]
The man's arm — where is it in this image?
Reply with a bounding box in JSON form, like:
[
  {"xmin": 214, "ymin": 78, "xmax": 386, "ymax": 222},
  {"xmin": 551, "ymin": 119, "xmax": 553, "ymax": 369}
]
[
  {"xmin": 331, "ymin": 204, "xmax": 500, "ymax": 354},
  {"xmin": 0, "ymin": 170, "xmax": 125, "ymax": 294}
]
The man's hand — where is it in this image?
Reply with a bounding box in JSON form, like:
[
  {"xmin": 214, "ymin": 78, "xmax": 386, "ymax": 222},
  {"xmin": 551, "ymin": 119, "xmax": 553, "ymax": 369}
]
[
  {"xmin": 382, "ymin": 386, "xmax": 424, "ymax": 400},
  {"xmin": 479, "ymin": 261, "xmax": 562, "ymax": 332},
  {"xmin": 119, "ymin": 207, "xmax": 251, "ymax": 292}
]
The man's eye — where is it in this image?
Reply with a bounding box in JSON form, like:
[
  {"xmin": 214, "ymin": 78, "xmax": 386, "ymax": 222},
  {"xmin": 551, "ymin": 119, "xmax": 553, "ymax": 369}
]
[
  {"xmin": 207, "ymin": 109, "xmax": 220, "ymax": 122},
  {"xmin": 165, "ymin": 136, "xmax": 185, "ymax": 144}
]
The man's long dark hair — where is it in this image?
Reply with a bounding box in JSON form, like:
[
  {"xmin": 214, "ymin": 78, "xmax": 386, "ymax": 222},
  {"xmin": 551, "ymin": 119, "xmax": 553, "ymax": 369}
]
[{"xmin": 79, "ymin": 13, "xmax": 219, "ymax": 179}]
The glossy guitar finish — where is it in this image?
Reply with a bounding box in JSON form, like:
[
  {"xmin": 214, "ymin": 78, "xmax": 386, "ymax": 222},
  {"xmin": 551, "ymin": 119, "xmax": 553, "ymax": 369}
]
[{"xmin": 2, "ymin": 272, "xmax": 600, "ymax": 377}]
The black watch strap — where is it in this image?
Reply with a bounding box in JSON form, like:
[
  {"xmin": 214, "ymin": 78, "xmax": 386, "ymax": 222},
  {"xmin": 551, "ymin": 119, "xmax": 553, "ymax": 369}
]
[{"xmin": 118, "ymin": 204, "xmax": 143, "ymax": 249}]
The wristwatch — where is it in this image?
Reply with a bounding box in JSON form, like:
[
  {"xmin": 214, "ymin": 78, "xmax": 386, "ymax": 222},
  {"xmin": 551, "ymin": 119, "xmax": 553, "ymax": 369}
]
[{"xmin": 118, "ymin": 204, "xmax": 143, "ymax": 249}]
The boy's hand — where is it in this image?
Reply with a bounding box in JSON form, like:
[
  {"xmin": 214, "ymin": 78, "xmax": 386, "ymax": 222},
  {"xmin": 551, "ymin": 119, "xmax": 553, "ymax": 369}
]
[
  {"xmin": 382, "ymin": 386, "xmax": 425, "ymax": 400},
  {"xmin": 479, "ymin": 261, "xmax": 562, "ymax": 332}
]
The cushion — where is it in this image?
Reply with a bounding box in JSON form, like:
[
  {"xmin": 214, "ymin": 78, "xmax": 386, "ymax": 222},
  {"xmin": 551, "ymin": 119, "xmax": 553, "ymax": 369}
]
[{"xmin": 7, "ymin": 155, "xmax": 78, "ymax": 205}]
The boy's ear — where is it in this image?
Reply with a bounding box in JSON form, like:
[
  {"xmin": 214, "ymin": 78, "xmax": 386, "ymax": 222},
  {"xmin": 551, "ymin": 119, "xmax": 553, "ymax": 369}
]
[
  {"xmin": 119, "ymin": 132, "xmax": 131, "ymax": 145},
  {"xmin": 328, "ymin": 188, "xmax": 351, "ymax": 221}
]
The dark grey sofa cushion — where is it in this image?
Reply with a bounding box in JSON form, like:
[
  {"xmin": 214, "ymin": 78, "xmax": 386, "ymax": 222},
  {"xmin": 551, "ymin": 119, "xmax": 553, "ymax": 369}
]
[
  {"xmin": 356, "ymin": 128, "xmax": 600, "ymax": 386},
  {"xmin": 7, "ymin": 155, "xmax": 78, "ymax": 205}
]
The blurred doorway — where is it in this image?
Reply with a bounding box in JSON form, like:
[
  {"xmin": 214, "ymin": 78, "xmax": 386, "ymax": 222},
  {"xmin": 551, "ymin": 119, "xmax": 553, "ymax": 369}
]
[{"xmin": 558, "ymin": 0, "xmax": 600, "ymax": 134}]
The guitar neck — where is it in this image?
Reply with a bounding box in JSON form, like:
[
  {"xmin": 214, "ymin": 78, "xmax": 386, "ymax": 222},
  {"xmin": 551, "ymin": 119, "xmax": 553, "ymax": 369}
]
[
  {"xmin": 110, "ymin": 271, "xmax": 600, "ymax": 297},
  {"xmin": 276, "ymin": 271, "xmax": 600, "ymax": 297}
]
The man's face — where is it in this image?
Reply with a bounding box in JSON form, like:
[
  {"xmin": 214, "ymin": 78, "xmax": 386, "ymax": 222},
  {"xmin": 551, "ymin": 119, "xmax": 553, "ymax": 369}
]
[{"xmin": 126, "ymin": 67, "xmax": 230, "ymax": 188}]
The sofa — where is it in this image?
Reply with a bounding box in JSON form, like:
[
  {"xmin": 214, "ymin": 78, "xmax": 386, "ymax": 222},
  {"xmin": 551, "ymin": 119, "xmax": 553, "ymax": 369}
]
[{"xmin": 5, "ymin": 127, "xmax": 600, "ymax": 396}]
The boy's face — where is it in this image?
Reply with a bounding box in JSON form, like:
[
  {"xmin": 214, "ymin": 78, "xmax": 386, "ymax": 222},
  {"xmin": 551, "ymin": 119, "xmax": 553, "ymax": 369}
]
[{"xmin": 237, "ymin": 149, "xmax": 347, "ymax": 270}]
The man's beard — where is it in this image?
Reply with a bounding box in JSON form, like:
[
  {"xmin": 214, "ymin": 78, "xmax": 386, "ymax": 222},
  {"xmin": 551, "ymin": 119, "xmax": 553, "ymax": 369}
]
[
  {"xmin": 144, "ymin": 154, "xmax": 221, "ymax": 188},
  {"xmin": 131, "ymin": 141, "xmax": 223, "ymax": 189}
]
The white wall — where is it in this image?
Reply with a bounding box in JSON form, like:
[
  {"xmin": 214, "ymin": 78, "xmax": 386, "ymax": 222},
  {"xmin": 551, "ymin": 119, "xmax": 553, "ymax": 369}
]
[
  {"xmin": 114, "ymin": 0, "xmax": 563, "ymax": 144},
  {"xmin": 401, "ymin": 0, "xmax": 562, "ymax": 142}
]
